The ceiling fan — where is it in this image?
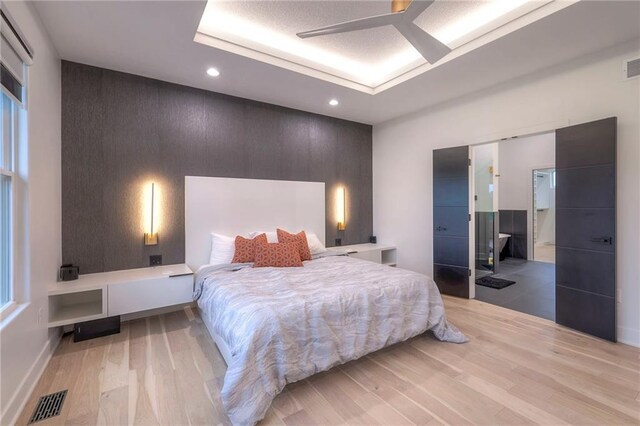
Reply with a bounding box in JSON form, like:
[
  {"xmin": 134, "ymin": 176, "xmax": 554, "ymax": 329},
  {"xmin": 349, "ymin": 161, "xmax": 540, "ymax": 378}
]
[{"xmin": 296, "ymin": 0, "xmax": 451, "ymax": 64}]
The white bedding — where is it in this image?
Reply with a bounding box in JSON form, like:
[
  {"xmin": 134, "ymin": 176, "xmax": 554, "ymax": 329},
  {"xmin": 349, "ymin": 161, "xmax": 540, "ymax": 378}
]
[{"xmin": 194, "ymin": 255, "xmax": 467, "ymax": 425}]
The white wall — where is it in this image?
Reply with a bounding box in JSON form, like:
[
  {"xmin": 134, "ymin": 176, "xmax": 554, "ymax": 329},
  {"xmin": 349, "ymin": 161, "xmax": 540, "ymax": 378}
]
[
  {"xmin": 0, "ymin": 2, "xmax": 61, "ymax": 424},
  {"xmin": 499, "ymin": 133, "xmax": 555, "ymax": 210},
  {"xmin": 373, "ymin": 40, "xmax": 640, "ymax": 347},
  {"xmin": 498, "ymin": 133, "xmax": 555, "ymax": 257}
]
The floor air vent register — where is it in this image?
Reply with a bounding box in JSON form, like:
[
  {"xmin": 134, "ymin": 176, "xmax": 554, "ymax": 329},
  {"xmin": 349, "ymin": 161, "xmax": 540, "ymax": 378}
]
[{"xmin": 28, "ymin": 390, "xmax": 67, "ymax": 424}]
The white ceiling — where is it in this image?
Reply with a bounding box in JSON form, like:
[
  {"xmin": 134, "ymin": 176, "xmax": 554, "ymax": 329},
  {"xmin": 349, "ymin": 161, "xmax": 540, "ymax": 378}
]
[
  {"xmin": 34, "ymin": 1, "xmax": 640, "ymax": 124},
  {"xmin": 196, "ymin": 0, "xmax": 553, "ymax": 90}
]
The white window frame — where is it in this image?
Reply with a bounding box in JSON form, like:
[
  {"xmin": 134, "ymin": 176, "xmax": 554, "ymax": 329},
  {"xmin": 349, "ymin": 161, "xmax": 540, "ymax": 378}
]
[
  {"xmin": 0, "ymin": 85, "xmax": 19, "ymax": 318},
  {"xmin": 0, "ymin": 4, "xmax": 32, "ymax": 325}
]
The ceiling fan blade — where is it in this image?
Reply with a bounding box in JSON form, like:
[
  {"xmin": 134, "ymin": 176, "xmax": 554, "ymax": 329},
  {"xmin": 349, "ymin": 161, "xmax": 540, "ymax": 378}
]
[
  {"xmin": 402, "ymin": 0, "xmax": 435, "ymax": 21},
  {"xmin": 394, "ymin": 21, "xmax": 451, "ymax": 64},
  {"xmin": 297, "ymin": 12, "xmax": 400, "ymax": 39}
]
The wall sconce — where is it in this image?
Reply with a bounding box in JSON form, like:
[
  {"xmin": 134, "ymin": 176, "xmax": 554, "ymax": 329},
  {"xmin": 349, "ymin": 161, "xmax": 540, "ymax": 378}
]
[
  {"xmin": 144, "ymin": 182, "xmax": 159, "ymax": 245},
  {"xmin": 336, "ymin": 186, "xmax": 346, "ymax": 231}
]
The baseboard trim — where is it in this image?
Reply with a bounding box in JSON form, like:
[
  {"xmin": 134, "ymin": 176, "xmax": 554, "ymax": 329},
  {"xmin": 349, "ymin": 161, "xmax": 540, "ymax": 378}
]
[
  {"xmin": 1, "ymin": 329, "xmax": 62, "ymax": 426},
  {"xmin": 617, "ymin": 326, "xmax": 640, "ymax": 348}
]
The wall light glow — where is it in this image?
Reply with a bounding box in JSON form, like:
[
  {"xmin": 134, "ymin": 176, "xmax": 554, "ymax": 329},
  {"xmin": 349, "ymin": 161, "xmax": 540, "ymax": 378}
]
[
  {"xmin": 143, "ymin": 182, "xmax": 161, "ymax": 245},
  {"xmin": 336, "ymin": 186, "xmax": 346, "ymax": 231}
]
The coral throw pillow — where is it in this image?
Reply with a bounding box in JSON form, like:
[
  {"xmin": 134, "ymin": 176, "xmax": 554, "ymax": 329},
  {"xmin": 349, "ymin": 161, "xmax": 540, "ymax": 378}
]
[
  {"xmin": 232, "ymin": 233, "xmax": 267, "ymax": 263},
  {"xmin": 254, "ymin": 242, "xmax": 303, "ymax": 268},
  {"xmin": 276, "ymin": 229, "xmax": 312, "ymax": 261}
]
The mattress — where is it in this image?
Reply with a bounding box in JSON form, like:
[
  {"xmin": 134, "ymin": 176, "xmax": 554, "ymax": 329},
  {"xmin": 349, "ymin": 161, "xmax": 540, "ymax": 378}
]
[{"xmin": 194, "ymin": 255, "xmax": 467, "ymax": 425}]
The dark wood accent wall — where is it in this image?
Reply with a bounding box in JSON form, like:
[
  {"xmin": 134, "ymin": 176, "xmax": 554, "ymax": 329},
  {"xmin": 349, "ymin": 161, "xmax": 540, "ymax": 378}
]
[{"xmin": 62, "ymin": 61, "xmax": 373, "ymax": 273}]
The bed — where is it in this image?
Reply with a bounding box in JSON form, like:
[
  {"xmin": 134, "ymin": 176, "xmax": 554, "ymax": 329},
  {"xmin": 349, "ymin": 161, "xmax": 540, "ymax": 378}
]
[{"xmin": 185, "ymin": 176, "xmax": 467, "ymax": 425}]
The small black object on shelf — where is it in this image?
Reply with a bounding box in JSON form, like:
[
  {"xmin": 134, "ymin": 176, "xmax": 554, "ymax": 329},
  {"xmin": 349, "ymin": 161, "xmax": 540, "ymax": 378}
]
[
  {"xmin": 335, "ymin": 238, "xmax": 342, "ymax": 246},
  {"xmin": 369, "ymin": 236, "xmax": 377, "ymax": 244},
  {"xmin": 59, "ymin": 264, "xmax": 79, "ymax": 281}
]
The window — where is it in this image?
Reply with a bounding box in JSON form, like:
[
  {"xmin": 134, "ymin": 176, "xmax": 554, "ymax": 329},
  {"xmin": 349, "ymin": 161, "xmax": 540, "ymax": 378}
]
[
  {"xmin": 0, "ymin": 2, "xmax": 33, "ymax": 312},
  {"xmin": 1, "ymin": 8, "xmax": 31, "ymax": 313},
  {"xmin": 1, "ymin": 90, "xmax": 16, "ymax": 309}
]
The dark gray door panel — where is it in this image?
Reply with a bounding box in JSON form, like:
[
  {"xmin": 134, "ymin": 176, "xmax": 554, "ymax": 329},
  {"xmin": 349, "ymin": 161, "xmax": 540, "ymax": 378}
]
[
  {"xmin": 433, "ymin": 237, "xmax": 470, "ymax": 267},
  {"xmin": 434, "ymin": 207, "xmax": 469, "ymax": 237},
  {"xmin": 556, "ymin": 209, "xmax": 614, "ymax": 252},
  {"xmin": 556, "ymin": 286, "xmax": 616, "ymax": 342},
  {"xmin": 433, "ymin": 178, "xmax": 469, "ymax": 206},
  {"xmin": 434, "ymin": 265, "xmax": 470, "ymax": 298},
  {"xmin": 556, "ymin": 248, "xmax": 615, "ymax": 297},
  {"xmin": 433, "ymin": 146, "xmax": 469, "ymax": 178},
  {"xmin": 555, "ymin": 117, "xmax": 616, "ymax": 342},
  {"xmin": 556, "ymin": 165, "xmax": 615, "ymax": 208},
  {"xmin": 556, "ymin": 118, "xmax": 616, "ymax": 168},
  {"xmin": 433, "ymin": 146, "xmax": 470, "ymax": 298}
]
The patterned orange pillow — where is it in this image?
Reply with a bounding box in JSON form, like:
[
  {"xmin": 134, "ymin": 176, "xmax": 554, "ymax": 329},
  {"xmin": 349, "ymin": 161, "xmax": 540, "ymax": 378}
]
[
  {"xmin": 232, "ymin": 233, "xmax": 267, "ymax": 263},
  {"xmin": 276, "ymin": 229, "xmax": 312, "ymax": 261},
  {"xmin": 254, "ymin": 242, "xmax": 303, "ymax": 268}
]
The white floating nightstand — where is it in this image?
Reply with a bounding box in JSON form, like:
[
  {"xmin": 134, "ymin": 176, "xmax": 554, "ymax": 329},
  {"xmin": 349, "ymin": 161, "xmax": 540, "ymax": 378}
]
[
  {"xmin": 47, "ymin": 264, "xmax": 194, "ymax": 327},
  {"xmin": 48, "ymin": 284, "xmax": 107, "ymax": 328},
  {"xmin": 327, "ymin": 243, "xmax": 397, "ymax": 266}
]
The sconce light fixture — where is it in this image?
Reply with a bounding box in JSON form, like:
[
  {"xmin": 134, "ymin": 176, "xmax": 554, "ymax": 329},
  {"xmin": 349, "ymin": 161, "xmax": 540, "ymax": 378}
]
[
  {"xmin": 336, "ymin": 186, "xmax": 346, "ymax": 231},
  {"xmin": 144, "ymin": 182, "xmax": 159, "ymax": 245}
]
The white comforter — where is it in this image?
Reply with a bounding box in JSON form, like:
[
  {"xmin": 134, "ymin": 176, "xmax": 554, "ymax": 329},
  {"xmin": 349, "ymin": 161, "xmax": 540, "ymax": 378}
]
[{"xmin": 194, "ymin": 255, "xmax": 467, "ymax": 425}]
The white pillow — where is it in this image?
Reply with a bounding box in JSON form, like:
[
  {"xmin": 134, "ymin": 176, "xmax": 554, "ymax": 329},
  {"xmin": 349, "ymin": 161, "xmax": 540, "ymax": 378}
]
[
  {"xmin": 305, "ymin": 233, "xmax": 326, "ymax": 255},
  {"xmin": 209, "ymin": 232, "xmax": 236, "ymax": 265},
  {"xmin": 249, "ymin": 231, "xmax": 278, "ymax": 243}
]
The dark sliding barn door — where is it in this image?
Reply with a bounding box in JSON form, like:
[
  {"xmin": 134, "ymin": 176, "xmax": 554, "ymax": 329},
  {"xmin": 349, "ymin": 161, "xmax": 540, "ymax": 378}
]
[
  {"xmin": 556, "ymin": 117, "xmax": 616, "ymax": 341},
  {"xmin": 433, "ymin": 146, "xmax": 470, "ymax": 298}
]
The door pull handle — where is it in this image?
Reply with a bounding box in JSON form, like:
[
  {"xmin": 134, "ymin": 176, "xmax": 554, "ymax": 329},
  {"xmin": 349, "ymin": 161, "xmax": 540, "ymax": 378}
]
[{"xmin": 590, "ymin": 237, "xmax": 612, "ymax": 244}]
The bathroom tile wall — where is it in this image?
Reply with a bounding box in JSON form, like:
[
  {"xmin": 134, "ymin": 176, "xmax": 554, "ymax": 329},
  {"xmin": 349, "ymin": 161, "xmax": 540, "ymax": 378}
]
[{"xmin": 499, "ymin": 210, "xmax": 528, "ymax": 259}]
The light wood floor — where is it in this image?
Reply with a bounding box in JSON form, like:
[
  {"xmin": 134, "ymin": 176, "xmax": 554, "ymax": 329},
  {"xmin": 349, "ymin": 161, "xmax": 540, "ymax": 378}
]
[
  {"xmin": 534, "ymin": 244, "xmax": 555, "ymax": 264},
  {"xmin": 18, "ymin": 297, "xmax": 640, "ymax": 425}
]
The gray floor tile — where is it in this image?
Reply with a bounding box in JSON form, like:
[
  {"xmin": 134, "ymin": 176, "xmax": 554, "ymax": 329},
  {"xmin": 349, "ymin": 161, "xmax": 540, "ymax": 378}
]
[{"xmin": 475, "ymin": 258, "xmax": 555, "ymax": 321}]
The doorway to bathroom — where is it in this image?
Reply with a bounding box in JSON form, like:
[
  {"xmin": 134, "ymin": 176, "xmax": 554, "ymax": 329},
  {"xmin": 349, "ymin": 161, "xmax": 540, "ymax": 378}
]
[
  {"xmin": 434, "ymin": 117, "xmax": 617, "ymax": 340},
  {"xmin": 472, "ymin": 132, "xmax": 556, "ymax": 321}
]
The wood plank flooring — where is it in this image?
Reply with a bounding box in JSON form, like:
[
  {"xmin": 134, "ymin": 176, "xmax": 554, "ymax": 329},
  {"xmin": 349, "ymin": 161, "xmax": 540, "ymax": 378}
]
[
  {"xmin": 17, "ymin": 296, "xmax": 640, "ymax": 425},
  {"xmin": 533, "ymin": 244, "xmax": 555, "ymax": 264}
]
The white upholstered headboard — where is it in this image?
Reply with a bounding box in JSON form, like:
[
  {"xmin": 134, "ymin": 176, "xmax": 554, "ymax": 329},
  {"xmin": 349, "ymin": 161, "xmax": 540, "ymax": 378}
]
[{"xmin": 185, "ymin": 176, "xmax": 325, "ymax": 271}]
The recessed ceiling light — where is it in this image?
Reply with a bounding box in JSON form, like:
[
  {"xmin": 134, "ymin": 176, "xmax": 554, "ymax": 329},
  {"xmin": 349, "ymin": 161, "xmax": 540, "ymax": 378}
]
[
  {"xmin": 206, "ymin": 67, "xmax": 220, "ymax": 77},
  {"xmin": 329, "ymin": 99, "xmax": 339, "ymax": 106}
]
